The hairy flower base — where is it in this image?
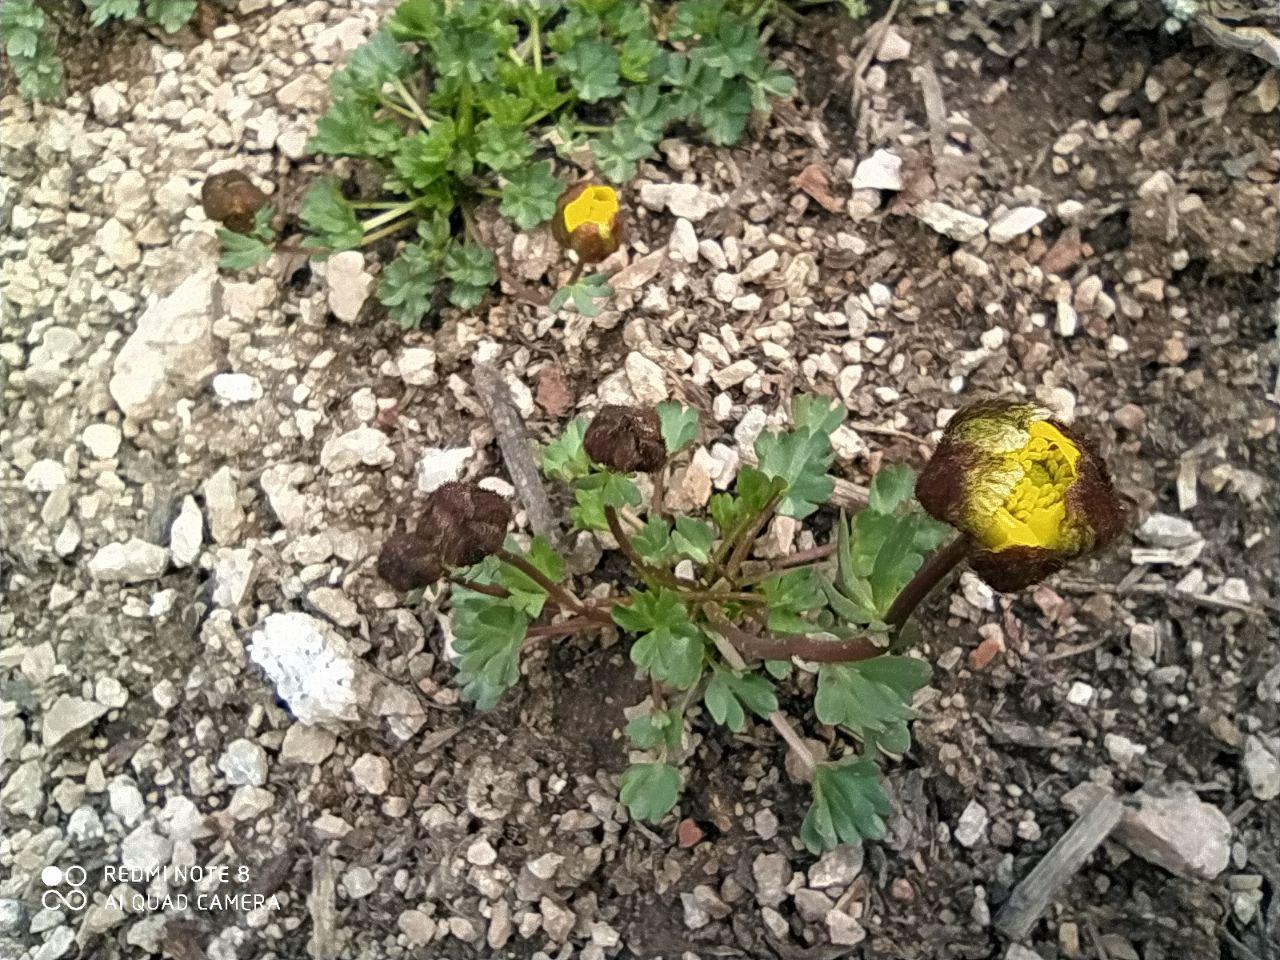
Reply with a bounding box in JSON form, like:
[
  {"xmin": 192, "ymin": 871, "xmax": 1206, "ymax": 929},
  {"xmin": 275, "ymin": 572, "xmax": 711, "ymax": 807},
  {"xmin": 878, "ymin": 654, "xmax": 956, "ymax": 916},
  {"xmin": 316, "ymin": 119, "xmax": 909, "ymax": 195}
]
[
  {"xmin": 584, "ymin": 405, "xmax": 666, "ymax": 473},
  {"xmin": 377, "ymin": 481, "xmax": 512, "ymax": 591},
  {"xmin": 917, "ymin": 401, "xmax": 1125, "ymax": 591}
]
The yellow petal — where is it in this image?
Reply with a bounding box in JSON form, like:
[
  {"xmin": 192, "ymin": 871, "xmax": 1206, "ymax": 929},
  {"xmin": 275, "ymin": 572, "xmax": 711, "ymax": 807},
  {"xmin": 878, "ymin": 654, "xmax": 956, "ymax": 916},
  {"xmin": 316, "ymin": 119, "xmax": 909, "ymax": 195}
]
[{"xmin": 563, "ymin": 185, "xmax": 619, "ymax": 234}]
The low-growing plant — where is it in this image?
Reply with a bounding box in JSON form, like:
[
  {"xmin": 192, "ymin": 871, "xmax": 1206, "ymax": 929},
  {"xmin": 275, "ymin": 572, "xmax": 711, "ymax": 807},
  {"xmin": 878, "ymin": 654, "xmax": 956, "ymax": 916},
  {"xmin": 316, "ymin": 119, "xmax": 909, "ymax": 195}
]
[
  {"xmin": 1, "ymin": 0, "xmax": 205, "ymax": 100},
  {"xmin": 378, "ymin": 397, "xmax": 1126, "ymax": 851},
  {"xmin": 213, "ymin": 0, "xmax": 841, "ymax": 325}
]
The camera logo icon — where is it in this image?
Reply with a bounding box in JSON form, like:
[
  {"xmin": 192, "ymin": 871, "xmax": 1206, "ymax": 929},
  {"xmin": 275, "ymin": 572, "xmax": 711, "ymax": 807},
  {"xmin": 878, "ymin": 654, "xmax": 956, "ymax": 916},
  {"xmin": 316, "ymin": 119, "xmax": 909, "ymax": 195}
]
[{"xmin": 41, "ymin": 866, "xmax": 88, "ymax": 912}]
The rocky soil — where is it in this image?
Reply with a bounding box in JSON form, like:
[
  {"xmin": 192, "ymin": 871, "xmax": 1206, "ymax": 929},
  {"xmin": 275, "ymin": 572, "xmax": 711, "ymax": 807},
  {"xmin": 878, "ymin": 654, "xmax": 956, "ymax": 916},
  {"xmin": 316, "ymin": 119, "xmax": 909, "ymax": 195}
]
[{"xmin": 1, "ymin": 1, "xmax": 1278, "ymax": 959}]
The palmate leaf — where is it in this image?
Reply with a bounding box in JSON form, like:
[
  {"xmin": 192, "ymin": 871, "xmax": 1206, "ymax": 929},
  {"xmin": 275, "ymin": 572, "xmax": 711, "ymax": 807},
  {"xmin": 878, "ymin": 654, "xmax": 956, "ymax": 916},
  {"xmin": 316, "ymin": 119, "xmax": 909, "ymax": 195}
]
[
  {"xmin": 590, "ymin": 120, "xmax": 661, "ymax": 184},
  {"xmin": 670, "ymin": 517, "xmax": 713, "ymax": 564},
  {"xmin": 758, "ymin": 567, "xmax": 827, "ymax": 634},
  {"xmin": 613, "ymin": 589, "xmax": 705, "ymax": 689},
  {"xmin": 443, "ymin": 243, "xmax": 496, "ymax": 309},
  {"xmin": 84, "ymin": 0, "xmax": 140, "ymax": 27},
  {"xmin": 709, "ymin": 466, "xmax": 782, "ymax": 540},
  {"xmin": 754, "ymin": 397, "xmax": 845, "ymax": 519},
  {"xmin": 474, "ymin": 119, "xmax": 535, "ymax": 172},
  {"xmin": 570, "ymin": 471, "xmax": 640, "ymax": 531},
  {"xmin": 336, "ymin": 28, "xmax": 412, "ymax": 100},
  {"xmin": 377, "ymin": 241, "xmax": 440, "ymax": 328},
  {"xmin": 801, "ymin": 757, "xmax": 891, "ymax": 853},
  {"xmin": 217, "ymin": 229, "xmax": 272, "ymax": 270},
  {"xmin": 631, "ymin": 518, "xmax": 673, "ymax": 565},
  {"xmin": 619, "ymin": 761, "xmax": 681, "ymax": 823},
  {"xmin": 657, "ymin": 401, "xmax": 698, "ymax": 454},
  {"xmin": 541, "ymin": 417, "xmax": 592, "ymax": 483},
  {"xmin": 549, "ymin": 274, "xmax": 612, "ymax": 317},
  {"xmin": 703, "ymin": 666, "xmax": 777, "ymax": 732},
  {"xmin": 145, "ymin": 0, "xmax": 197, "ymax": 32},
  {"xmin": 815, "ymin": 655, "xmax": 930, "ymax": 755},
  {"xmin": 300, "ymin": 180, "xmax": 363, "ymax": 253},
  {"xmin": 496, "ymin": 535, "xmax": 565, "ymax": 618},
  {"xmin": 450, "ymin": 597, "xmax": 529, "ymax": 711},
  {"xmin": 558, "ymin": 38, "xmax": 621, "ymax": 102},
  {"xmin": 626, "ymin": 708, "xmax": 683, "ymax": 753},
  {"xmin": 309, "ymin": 95, "xmax": 402, "ymax": 159},
  {"xmin": 500, "ymin": 161, "xmax": 561, "ymax": 230}
]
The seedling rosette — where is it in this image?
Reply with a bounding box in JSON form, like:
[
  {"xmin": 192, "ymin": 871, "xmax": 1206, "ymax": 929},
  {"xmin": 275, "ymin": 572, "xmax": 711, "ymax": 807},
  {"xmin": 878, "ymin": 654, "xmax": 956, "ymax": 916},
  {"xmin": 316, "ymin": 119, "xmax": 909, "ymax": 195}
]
[{"xmin": 377, "ymin": 396, "xmax": 1127, "ymax": 852}]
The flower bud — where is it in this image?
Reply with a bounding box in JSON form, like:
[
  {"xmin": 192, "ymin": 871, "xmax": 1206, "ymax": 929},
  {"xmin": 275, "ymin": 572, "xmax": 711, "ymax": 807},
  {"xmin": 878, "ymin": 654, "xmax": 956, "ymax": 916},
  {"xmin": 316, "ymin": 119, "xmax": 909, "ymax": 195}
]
[
  {"xmin": 916, "ymin": 401, "xmax": 1126, "ymax": 592},
  {"xmin": 583, "ymin": 405, "xmax": 666, "ymax": 474},
  {"xmin": 552, "ymin": 183, "xmax": 625, "ymax": 263},
  {"xmin": 202, "ymin": 170, "xmax": 268, "ymax": 234},
  {"xmin": 376, "ymin": 482, "xmax": 512, "ymax": 590}
]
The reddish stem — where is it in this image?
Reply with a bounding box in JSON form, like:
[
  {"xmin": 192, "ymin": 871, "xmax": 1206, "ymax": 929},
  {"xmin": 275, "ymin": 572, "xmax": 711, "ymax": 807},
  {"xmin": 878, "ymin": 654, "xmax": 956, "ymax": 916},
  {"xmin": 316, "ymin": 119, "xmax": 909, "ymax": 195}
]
[{"xmin": 882, "ymin": 535, "xmax": 969, "ymax": 632}]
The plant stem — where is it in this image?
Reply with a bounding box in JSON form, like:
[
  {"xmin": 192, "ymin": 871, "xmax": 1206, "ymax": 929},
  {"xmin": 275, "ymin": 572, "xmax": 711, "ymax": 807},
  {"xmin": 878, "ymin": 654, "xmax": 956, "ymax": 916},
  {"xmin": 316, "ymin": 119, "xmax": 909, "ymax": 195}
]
[
  {"xmin": 604, "ymin": 505, "xmax": 682, "ymax": 590},
  {"xmin": 496, "ymin": 549, "xmax": 610, "ymax": 624},
  {"xmin": 566, "ymin": 258, "xmax": 585, "ymax": 285},
  {"xmin": 702, "ymin": 603, "xmax": 884, "ymax": 664},
  {"xmin": 360, "ymin": 219, "xmax": 416, "ymax": 247},
  {"xmin": 650, "ymin": 466, "xmax": 669, "ymax": 522},
  {"xmin": 378, "ymin": 95, "xmax": 421, "ymax": 123},
  {"xmin": 391, "ymin": 77, "xmax": 433, "ymax": 129},
  {"xmin": 446, "ymin": 575, "xmax": 509, "ymax": 600},
  {"xmin": 769, "ymin": 712, "xmax": 816, "ymax": 774},
  {"xmin": 529, "ymin": 8, "xmax": 542, "ymax": 74},
  {"xmin": 883, "ymin": 535, "xmax": 970, "ymax": 633},
  {"xmin": 523, "ymin": 615, "xmax": 604, "ymax": 646},
  {"xmin": 362, "ymin": 201, "xmax": 420, "ymax": 232},
  {"xmin": 724, "ymin": 489, "xmax": 783, "ymax": 578}
]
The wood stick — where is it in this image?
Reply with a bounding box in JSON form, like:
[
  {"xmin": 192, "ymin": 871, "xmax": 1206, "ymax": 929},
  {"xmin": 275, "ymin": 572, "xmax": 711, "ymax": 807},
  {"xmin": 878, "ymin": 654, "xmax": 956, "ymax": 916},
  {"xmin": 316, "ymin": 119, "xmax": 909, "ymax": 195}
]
[
  {"xmin": 993, "ymin": 795, "xmax": 1123, "ymax": 941},
  {"xmin": 472, "ymin": 360, "xmax": 558, "ymax": 540}
]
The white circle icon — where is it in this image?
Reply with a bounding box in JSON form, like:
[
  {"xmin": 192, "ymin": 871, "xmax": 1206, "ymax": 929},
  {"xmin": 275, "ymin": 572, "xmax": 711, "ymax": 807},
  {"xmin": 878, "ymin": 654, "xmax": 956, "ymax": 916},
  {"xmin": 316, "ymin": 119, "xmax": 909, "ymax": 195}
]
[{"xmin": 41, "ymin": 866, "xmax": 63, "ymax": 886}]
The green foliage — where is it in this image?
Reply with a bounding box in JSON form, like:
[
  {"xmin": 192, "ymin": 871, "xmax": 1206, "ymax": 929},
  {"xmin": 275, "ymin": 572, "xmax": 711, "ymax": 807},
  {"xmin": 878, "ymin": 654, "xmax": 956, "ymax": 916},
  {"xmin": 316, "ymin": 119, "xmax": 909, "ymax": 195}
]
[
  {"xmin": 549, "ymin": 273, "xmax": 613, "ymax": 318},
  {"xmin": 210, "ymin": 0, "xmax": 809, "ymax": 321},
  {"xmin": 0, "ymin": 0, "xmax": 62, "ymax": 100},
  {"xmin": 613, "ymin": 588, "xmax": 705, "ymax": 689},
  {"xmin": 619, "ymin": 761, "xmax": 681, "ymax": 823},
  {"xmin": 446, "ymin": 394, "xmax": 956, "ymax": 851},
  {"xmin": 146, "ymin": 0, "xmax": 198, "ymax": 32},
  {"xmin": 815, "ymin": 655, "xmax": 930, "ymax": 755},
  {"xmin": 801, "ymin": 757, "xmax": 891, "ymax": 853},
  {"xmin": 217, "ymin": 206, "xmax": 276, "ymax": 271}
]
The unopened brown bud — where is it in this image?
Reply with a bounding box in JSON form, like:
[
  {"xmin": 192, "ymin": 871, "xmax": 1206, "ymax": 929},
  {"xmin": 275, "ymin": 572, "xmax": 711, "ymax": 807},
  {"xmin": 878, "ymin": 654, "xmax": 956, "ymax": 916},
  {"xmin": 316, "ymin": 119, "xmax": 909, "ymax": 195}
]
[
  {"xmin": 583, "ymin": 405, "xmax": 665, "ymax": 473},
  {"xmin": 376, "ymin": 529, "xmax": 443, "ymax": 592},
  {"xmin": 202, "ymin": 170, "xmax": 268, "ymax": 234},
  {"xmin": 376, "ymin": 481, "xmax": 513, "ymax": 591}
]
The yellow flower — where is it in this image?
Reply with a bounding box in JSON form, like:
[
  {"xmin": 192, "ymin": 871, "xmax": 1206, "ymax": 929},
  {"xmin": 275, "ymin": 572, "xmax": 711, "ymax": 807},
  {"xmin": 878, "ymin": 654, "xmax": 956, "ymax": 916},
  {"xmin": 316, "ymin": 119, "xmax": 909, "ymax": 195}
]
[
  {"xmin": 552, "ymin": 183, "xmax": 625, "ymax": 263},
  {"xmin": 916, "ymin": 401, "xmax": 1125, "ymax": 591}
]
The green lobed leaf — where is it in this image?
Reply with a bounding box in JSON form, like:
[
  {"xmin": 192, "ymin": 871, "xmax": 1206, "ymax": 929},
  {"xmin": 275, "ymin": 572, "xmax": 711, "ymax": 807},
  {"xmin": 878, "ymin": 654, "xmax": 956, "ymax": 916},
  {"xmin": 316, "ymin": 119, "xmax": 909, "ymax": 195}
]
[
  {"xmin": 550, "ymin": 274, "xmax": 613, "ymax": 317},
  {"xmin": 571, "ymin": 472, "xmax": 640, "ymax": 531},
  {"xmin": 755, "ymin": 397, "xmax": 846, "ymax": 519},
  {"xmin": 670, "ymin": 517, "xmax": 713, "ymax": 564},
  {"xmin": 759, "ymin": 568, "xmax": 827, "ymax": 634},
  {"xmin": 814, "ymin": 655, "xmax": 930, "ymax": 755},
  {"xmin": 474, "ymin": 119, "xmax": 536, "ymax": 172},
  {"xmin": 709, "ymin": 466, "xmax": 783, "ymax": 540},
  {"xmin": 217, "ymin": 228, "xmax": 273, "ymax": 271},
  {"xmin": 801, "ymin": 757, "xmax": 891, "ymax": 853},
  {"xmin": 868, "ymin": 464, "xmax": 918, "ymax": 515},
  {"xmin": 144, "ymin": 0, "xmax": 196, "ymax": 31},
  {"xmin": 377, "ymin": 241, "xmax": 440, "ymax": 328},
  {"xmin": 631, "ymin": 518, "xmax": 673, "ymax": 566},
  {"xmin": 309, "ymin": 95, "xmax": 402, "ymax": 159},
  {"xmin": 558, "ymin": 38, "xmax": 622, "ymax": 102},
  {"xmin": 703, "ymin": 666, "xmax": 777, "ymax": 733},
  {"xmin": 619, "ymin": 761, "xmax": 681, "ymax": 823},
  {"xmin": 443, "ymin": 243, "xmax": 496, "ymax": 309},
  {"xmin": 337, "ymin": 28, "xmax": 413, "ymax": 100},
  {"xmin": 499, "ymin": 161, "xmax": 562, "ymax": 230},
  {"xmin": 84, "ymin": 0, "xmax": 140, "ymax": 27},
  {"xmin": 656, "ymin": 401, "xmax": 698, "ymax": 454},
  {"xmin": 450, "ymin": 597, "xmax": 529, "ymax": 710},
  {"xmin": 300, "ymin": 180, "xmax": 363, "ymax": 253},
  {"xmin": 496, "ymin": 535, "xmax": 566, "ymax": 618},
  {"xmin": 613, "ymin": 589, "xmax": 705, "ymax": 689},
  {"xmin": 541, "ymin": 417, "xmax": 591, "ymax": 483},
  {"xmin": 625, "ymin": 708, "xmax": 683, "ymax": 753}
]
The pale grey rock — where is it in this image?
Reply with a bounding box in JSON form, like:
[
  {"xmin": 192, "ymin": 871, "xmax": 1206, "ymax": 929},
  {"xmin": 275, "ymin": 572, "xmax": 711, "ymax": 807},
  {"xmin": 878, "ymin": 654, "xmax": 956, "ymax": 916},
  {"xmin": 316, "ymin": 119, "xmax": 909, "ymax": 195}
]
[
  {"xmin": 306, "ymin": 587, "xmax": 360, "ymax": 629},
  {"xmin": 352, "ymin": 753, "xmax": 392, "ymax": 795},
  {"xmin": 169, "ymin": 496, "xmax": 204, "ymax": 567},
  {"xmin": 219, "ymin": 738, "xmax": 268, "ymax": 787},
  {"xmin": 82, "ymin": 423, "xmax": 122, "ymax": 459},
  {"xmin": 203, "ymin": 466, "xmax": 244, "ymax": 545},
  {"xmin": 752, "ymin": 852, "xmax": 790, "ymax": 907},
  {"xmin": 211, "ymin": 547, "xmax": 256, "ymax": 608},
  {"xmin": 248, "ymin": 612, "xmax": 363, "ymax": 725},
  {"xmin": 212, "ymin": 372, "xmax": 263, "ymax": 404},
  {"xmin": 94, "ymin": 677, "xmax": 128, "ymax": 709},
  {"xmin": 399, "ymin": 910, "xmax": 436, "ymax": 946},
  {"xmin": 91, "ymin": 84, "xmax": 128, "ymax": 123},
  {"xmin": 342, "ymin": 865, "xmax": 377, "ymax": 899},
  {"xmin": 326, "ymin": 251, "xmax": 374, "ymax": 322},
  {"xmin": 851, "ymin": 149, "xmax": 903, "ymax": 190},
  {"xmin": 828, "ymin": 909, "xmax": 866, "ymax": 946},
  {"xmin": 281, "ymin": 724, "xmax": 336, "ymax": 765},
  {"xmin": 228, "ymin": 785, "xmax": 275, "ymax": 820},
  {"xmin": 989, "ymin": 206, "xmax": 1047, "ymax": 243},
  {"xmin": 121, "ymin": 825, "xmax": 172, "ymax": 874},
  {"xmin": 67, "ymin": 806, "xmax": 104, "ymax": 843},
  {"xmin": 1244, "ymin": 736, "xmax": 1280, "ymax": 801},
  {"xmin": 669, "ymin": 218, "xmax": 698, "ymax": 262},
  {"xmin": 808, "ymin": 844, "xmax": 864, "ymax": 889},
  {"xmin": 108, "ymin": 778, "xmax": 146, "ymax": 826},
  {"xmin": 23, "ymin": 460, "xmax": 67, "ymax": 493},
  {"xmin": 33, "ymin": 926, "xmax": 75, "ymax": 960},
  {"xmin": 43, "ymin": 695, "xmax": 110, "ymax": 748},
  {"xmin": 396, "ymin": 347, "xmax": 437, "ymax": 386},
  {"xmin": 918, "ymin": 202, "xmax": 989, "ymax": 242},
  {"xmin": 638, "ymin": 181, "xmax": 719, "ymax": 221},
  {"xmin": 954, "ymin": 800, "xmax": 989, "ymax": 847},
  {"xmin": 415, "ymin": 446, "xmax": 473, "ymax": 493},
  {"xmin": 1, "ymin": 759, "xmax": 44, "ymax": 817},
  {"xmin": 110, "ymin": 271, "xmax": 222, "ymax": 420},
  {"xmin": 320, "ymin": 426, "xmax": 394, "ymax": 472},
  {"xmin": 260, "ymin": 464, "xmax": 309, "ymax": 529},
  {"xmin": 624, "ymin": 351, "xmax": 668, "ymax": 404}
]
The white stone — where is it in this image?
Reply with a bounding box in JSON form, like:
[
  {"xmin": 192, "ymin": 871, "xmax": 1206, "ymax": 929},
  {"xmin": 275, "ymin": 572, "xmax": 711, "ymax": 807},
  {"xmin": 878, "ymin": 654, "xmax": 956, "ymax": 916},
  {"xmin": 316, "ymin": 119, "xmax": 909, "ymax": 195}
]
[
  {"xmin": 1105, "ymin": 733, "xmax": 1147, "ymax": 766},
  {"xmin": 669, "ymin": 218, "xmax": 698, "ymax": 262},
  {"xmin": 219, "ymin": 738, "xmax": 269, "ymax": 787},
  {"xmin": 96, "ymin": 218, "xmax": 140, "ymax": 269},
  {"xmin": 415, "ymin": 446, "xmax": 474, "ymax": 493},
  {"xmin": 808, "ymin": 844, "xmax": 864, "ymax": 889},
  {"xmin": 637, "ymin": 181, "xmax": 719, "ymax": 221},
  {"xmin": 989, "ymin": 206, "xmax": 1047, "ymax": 244},
  {"xmin": 326, "ymin": 251, "xmax": 375, "ymax": 322},
  {"xmin": 247, "ymin": 613, "xmax": 364, "ymax": 725},
  {"xmin": 1, "ymin": 760, "xmax": 44, "ymax": 818},
  {"xmin": 228, "ymin": 785, "xmax": 274, "ymax": 820},
  {"xmin": 203, "ymin": 466, "xmax": 244, "ymax": 545},
  {"xmin": 108, "ymin": 778, "xmax": 146, "ymax": 826},
  {"xmin": 918, "ymin": 202, "xmax": 989, "ymax": 242},
  {"xmin": 1244, "ymin": 736, "xmax": 1280, "ymax": 802},
  {"xmin": 342, "ymin": 865, "xmax": 377, "ymax": 899},
  {"xmin": 95, "ymin": 677, "xmax": 129, "ymax": 709},
  {"xmin": 170, "ymin": 496, "xmax": 204, "ymax": 567},
  {"xmin": 82, "ymin": 423, "xmax": 122, "ymax": 459},
  {"xmin": 624, "ymin": 352, "xmax": 668, "ymax": 404},
  {"xmin": 876, "ymin": 25, "xmax": 911, "ymax": 61},
  {"xmin": 212, "ymin": 373, "xmax": 263, "ymax": 404},
  {"xmin": 260, "ymin": 464, "xmax": 308, "ymax": 530},
  {"xmin": 92, "ymin": 84, "xmax": 128, "ymax": 123},
  {"xmin": 954, "ymin": 800, "xmax": 989, "ymax": 847},
  {"xmin": 23, "ymin": 460, "xmax": 66, "ymax": 494},
  {"xmin": 121, "ymin": 826, "xmax": 172, "ymax": 874},
  {"xmin": 88, "ymin": 539, "xmax": 168, "ymax": 583},
  {"xmin": 1067, "ymin": 681, "xmax": 1095, "ymax": 706},
  {"xmin": 396, "ymin": 348, "xmax": 437, "ymax": 386},
  {"xmin": 352, "ymin": 753, "xmax": 391, "ymax": 795},
  {"xmin": 281, "ymin": 725, "xmax": 337, "ymax": 765},
  {"xmin": 851, "ymin": 150, "xmax": 903, "ymax": 191},
  {"xmin": 320, "ymin": 426, "xmax": 394, "ymax": 472},
  {"xmin": 110, "ymin": 272, "xmax": 222, "ymax": 420}
]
